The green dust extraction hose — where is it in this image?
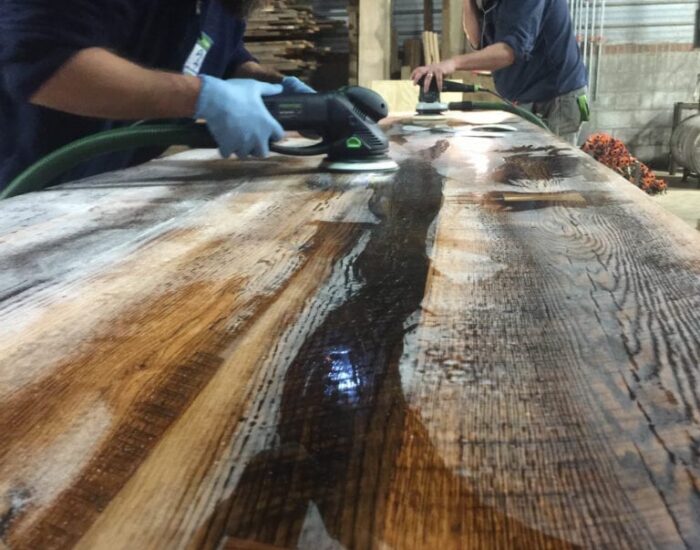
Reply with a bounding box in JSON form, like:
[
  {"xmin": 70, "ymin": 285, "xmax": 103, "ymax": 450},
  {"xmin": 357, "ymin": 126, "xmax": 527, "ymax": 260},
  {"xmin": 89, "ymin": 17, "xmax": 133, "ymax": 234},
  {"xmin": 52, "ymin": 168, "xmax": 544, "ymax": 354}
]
[
  {"xmin": 0, "ymin": 123, "xmax": 216, "ymax": 200},
  {"xmin": 448, "ymin": 101, "xmax": 551, "ymax": 131},
  {"xmin": 1, "ymin": 102, "xmax": 550, "ymax": 200}
]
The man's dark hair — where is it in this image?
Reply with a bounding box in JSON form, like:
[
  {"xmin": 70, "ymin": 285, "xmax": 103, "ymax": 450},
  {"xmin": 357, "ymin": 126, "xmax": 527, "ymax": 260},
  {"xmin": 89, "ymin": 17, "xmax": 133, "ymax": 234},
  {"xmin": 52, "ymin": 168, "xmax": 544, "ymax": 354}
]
[{"xmin": 219, "ymin": 0, "xmax": 261, "ymax": 17}]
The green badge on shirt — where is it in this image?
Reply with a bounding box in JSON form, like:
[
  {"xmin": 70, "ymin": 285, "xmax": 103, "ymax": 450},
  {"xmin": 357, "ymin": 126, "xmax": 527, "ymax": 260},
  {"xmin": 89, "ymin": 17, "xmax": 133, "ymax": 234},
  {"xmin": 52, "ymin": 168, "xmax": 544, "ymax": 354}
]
[{"xmin": 183, "ymin": 32, "xmax": 214, "ymax": 76}]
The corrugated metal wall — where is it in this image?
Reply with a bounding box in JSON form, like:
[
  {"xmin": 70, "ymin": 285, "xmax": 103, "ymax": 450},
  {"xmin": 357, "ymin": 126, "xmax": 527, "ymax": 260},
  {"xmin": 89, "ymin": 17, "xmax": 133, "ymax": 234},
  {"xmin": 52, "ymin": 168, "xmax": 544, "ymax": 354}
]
[
  {"xmin": 393, "ymin": 0, "xmax": 443, "ymax": 45},
  {"xmin": 312, "ymin": 0, "xmax": 699, "ymax": 48},
  {"xmin": 603, "ymin": 0, "xmax": 697, "ymax": 44}
]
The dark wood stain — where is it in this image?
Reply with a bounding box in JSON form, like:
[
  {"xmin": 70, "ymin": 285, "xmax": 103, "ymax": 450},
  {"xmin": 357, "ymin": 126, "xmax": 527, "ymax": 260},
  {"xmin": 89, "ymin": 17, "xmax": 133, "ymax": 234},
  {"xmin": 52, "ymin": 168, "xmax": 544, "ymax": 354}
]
[
  {"xmin": 481, "ymin": 191, "xmax": 589, "ymax": 212},
  {"xmin": 0, "ymin": 114, "xmax": 699, "ymax": 549},
  {"xmin": 492, "ymin": 147, "xmax": 581, "ymax": 187},
  {"xmin": 1, "ymin": 221, "xmax": 367, "ymax": 549},
  {"xmin": 193, "ymin": 151, "xmax": 574, "ymax": 549}
]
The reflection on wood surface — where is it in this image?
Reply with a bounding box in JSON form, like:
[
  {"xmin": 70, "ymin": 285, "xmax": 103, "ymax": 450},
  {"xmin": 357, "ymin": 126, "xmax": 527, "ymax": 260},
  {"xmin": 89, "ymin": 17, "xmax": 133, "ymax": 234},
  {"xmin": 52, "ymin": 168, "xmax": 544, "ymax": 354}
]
[{"xmin": 0, "ymin": 113, "xmax": 699, "ymax": 549}]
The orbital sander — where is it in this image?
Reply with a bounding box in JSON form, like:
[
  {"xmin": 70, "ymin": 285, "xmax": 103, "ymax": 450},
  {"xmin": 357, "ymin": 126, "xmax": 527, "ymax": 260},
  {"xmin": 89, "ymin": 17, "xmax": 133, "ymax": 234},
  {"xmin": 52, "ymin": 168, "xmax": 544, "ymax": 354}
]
[
  {"xmin": 1, "ymin": 86, "xmax": 399, "ymax": 200},
  {"xmin": 265, "ymin": 86, "xmax": 399, "ymax": 173},
  {"xmin": 413, "ymin": 76, "xmax": 550, "ymax": 131},
  {"xmin": 415, "ymin": 76, "xmax": 487, "ymax": 117}
]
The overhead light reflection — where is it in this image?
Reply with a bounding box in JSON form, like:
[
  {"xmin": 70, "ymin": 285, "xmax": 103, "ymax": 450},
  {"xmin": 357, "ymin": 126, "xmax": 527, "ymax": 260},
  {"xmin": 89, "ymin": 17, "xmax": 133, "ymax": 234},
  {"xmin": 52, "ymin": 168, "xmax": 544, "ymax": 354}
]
[{"xmin": 323, "ymin": 347, "xmax": 362, "ymax": 404}]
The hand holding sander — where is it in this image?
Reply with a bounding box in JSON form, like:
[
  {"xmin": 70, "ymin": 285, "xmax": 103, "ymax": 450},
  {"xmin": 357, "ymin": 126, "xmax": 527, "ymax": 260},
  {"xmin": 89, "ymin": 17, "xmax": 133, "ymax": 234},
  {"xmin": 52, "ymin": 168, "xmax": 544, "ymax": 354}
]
[
  {"xmin": 1, "ymin": 86, "xmax": 399, "ymax": 200},
  {"xmin": 414, "ymin": 75, "xmax": 549, "ymax": 130},
  {"xmin": 416, "ymin": 76, "xmax": 487, "ymax": 116},
  {"xmin": 264, "ymin": 86, "xmax": 398, "ymax": 172}
]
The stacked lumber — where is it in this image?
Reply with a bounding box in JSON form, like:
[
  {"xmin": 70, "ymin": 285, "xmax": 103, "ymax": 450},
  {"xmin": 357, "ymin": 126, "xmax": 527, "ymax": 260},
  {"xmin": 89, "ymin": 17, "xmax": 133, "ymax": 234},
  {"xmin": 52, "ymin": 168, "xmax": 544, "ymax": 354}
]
[
  {"xmin": 246, "ymin": 1, "xmax": 341, "ymax": 80},
  {"xmin": 421, "ymin": 31, "xmax": 441, "ymax": 65}
]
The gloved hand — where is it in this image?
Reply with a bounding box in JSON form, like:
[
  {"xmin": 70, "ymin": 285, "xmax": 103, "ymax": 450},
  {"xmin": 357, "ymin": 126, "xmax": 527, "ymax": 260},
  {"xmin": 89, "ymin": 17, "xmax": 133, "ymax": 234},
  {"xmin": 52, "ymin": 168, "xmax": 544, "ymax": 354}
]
[
  {"xmin": 195, "ymin": 76, "xmax": 285, "ymax": 159},
  {"xmin": 282, "ymin": 76, "xmax": 316, "ymax": 94}
]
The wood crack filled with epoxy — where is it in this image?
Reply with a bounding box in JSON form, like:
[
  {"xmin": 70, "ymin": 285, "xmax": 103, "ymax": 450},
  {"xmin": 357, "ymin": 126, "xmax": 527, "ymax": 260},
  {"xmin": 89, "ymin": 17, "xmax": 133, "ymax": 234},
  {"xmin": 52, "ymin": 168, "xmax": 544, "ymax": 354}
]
[
  {"xmin": 0, "ymin": 113, "xmax": 698, "ymax": 549},
  {"xmin": 196, "ymin": 144, "xmax": 575, "ymax": 549}
]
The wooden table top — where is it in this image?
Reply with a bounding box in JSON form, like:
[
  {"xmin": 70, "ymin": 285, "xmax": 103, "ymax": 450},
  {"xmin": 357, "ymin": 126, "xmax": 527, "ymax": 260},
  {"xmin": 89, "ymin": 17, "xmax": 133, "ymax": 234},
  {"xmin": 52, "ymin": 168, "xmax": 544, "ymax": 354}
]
[{"xmin": 1, "ymin": 113, "xmax": 699, "ymax": 550}]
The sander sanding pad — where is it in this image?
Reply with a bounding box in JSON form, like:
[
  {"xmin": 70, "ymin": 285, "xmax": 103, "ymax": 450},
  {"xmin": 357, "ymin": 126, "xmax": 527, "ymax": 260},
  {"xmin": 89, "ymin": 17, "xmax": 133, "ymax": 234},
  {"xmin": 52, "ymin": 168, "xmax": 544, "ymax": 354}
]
[
  {"xmin": 321, "ymin": 158, "xmax": 399, "ymax": 173},
  {"xmin": 412, "ymin": 114, "xmax": 447, "ymax": 123}
]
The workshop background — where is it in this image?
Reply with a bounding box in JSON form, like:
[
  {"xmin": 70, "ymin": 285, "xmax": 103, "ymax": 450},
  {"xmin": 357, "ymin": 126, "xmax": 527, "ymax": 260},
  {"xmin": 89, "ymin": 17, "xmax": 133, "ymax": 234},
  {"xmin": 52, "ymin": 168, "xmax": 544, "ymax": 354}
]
[
  {"xmin": 287, "ymin": 0, "xmax": 699, "ymax": 229},
  {"xmin": 297, "ymin": 0, "xmax": 700, "ymax": 164},
  {"xmin": 2, "ymin": 1, "xmax": 700, "ymax": 547}
]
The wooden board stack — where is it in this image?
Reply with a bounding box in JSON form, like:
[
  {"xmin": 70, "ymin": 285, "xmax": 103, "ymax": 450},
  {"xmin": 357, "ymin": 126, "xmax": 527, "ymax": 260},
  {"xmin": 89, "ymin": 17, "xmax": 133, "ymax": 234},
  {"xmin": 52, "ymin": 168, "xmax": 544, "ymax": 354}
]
[
  {"xmin": 246, "ymin": 1, "xmax": 339, "ymax": 80},
  {"xmin": 421, "ymin": 31, "xmax": 441, "ymax": 65},
  {"xmin": 421, "ymin": 0, "xmax": 440, "ymax": 66}
]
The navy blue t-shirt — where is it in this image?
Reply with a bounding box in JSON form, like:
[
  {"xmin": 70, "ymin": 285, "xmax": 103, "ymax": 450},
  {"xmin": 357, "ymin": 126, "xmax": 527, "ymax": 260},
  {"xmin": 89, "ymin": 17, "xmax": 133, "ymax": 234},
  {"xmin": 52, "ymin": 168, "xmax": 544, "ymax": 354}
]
[
  {"xmin": 481, "ymin": 0, "xmax": 587, "ymax": 103},
  {"xmin": 0, "ymin": 0, "xmax": 254, "ymax": 190}
]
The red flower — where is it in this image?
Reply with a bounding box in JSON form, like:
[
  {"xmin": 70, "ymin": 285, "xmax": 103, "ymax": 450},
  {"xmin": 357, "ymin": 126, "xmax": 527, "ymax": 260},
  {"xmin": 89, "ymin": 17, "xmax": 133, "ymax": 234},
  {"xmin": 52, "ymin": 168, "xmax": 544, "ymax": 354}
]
[{"xmin": 582, "ymin": 133, "xmax": 667, "ymax": 195}]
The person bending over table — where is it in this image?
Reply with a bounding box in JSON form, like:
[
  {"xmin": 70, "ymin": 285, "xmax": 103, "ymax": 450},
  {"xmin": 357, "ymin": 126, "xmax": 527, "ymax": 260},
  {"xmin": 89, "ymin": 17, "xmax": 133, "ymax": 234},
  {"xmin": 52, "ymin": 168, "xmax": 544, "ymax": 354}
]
[
  {"xmin": 412, "ymin": 0, "xmax": 589, "ymax": 144},
  {"xmin": 0, "ymin": 0, "xmax": 315, "ymax": 191}
]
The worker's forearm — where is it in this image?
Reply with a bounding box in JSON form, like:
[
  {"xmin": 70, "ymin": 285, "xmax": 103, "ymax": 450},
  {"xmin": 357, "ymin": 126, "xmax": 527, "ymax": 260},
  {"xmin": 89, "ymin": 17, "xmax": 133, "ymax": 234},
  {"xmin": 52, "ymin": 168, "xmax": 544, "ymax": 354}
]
[
  {"xmin": 462, "ymin": 0, "xmax": 481, "ymax": 50},
  {"xmin": 30, "ymin": 48, "xmax": 201, "ymax": 120},
  {"xmin": 451, "ymin": 42, "xmax": 516, "ymax": 72},
  {"xmin": 233, "ymin": 61, "xmax": 284, "ymax": 84}
]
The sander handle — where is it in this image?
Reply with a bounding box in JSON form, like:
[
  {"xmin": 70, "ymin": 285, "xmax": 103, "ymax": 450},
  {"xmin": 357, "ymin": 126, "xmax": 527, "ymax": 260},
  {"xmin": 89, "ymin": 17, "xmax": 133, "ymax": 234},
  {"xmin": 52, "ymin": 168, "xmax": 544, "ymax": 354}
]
[
  {"xmin": 270, "ymin": 142, "xmax": 330, "ymax": 157},
  {"xmin": 263, "ymin": 94, "xmax": 331, "ymax": 133},
  {"xmin": 417, "ymin": 75, "xmax": 483, "ymax": 103},
  {"xmin": 264, "ymin": 87, "xmax": 391, "ymax": 161}
]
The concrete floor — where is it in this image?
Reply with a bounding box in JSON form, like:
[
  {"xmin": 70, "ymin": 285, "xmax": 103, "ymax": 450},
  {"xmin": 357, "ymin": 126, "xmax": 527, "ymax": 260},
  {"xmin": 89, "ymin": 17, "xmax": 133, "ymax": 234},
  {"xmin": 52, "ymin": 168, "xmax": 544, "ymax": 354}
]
[{"xmin": 651, "ymin": 172, "xmax": 700, "ymax": 231}]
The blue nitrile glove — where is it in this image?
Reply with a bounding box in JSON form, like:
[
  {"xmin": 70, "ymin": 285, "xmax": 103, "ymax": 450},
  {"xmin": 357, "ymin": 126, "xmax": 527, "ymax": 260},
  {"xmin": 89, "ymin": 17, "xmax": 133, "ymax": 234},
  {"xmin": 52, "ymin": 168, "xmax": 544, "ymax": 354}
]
[
  {"xmin": 282, "ymin": 76, "xmax": 316, "ymax": 94},
  {"xmin": 195, "ymin": 76, "xmax": 285, "ymax": 159}
]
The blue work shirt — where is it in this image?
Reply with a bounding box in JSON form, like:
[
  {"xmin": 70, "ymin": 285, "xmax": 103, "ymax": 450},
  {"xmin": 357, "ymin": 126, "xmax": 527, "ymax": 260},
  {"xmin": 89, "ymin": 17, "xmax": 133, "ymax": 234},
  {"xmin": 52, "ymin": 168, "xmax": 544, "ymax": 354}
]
[
  {"xmin": 481, "ymin": 0, "xmax": 588, "ymax": 103},
  {"xmin": 0, "ymin": 0, "xmax": 254, "ymax": 190}
]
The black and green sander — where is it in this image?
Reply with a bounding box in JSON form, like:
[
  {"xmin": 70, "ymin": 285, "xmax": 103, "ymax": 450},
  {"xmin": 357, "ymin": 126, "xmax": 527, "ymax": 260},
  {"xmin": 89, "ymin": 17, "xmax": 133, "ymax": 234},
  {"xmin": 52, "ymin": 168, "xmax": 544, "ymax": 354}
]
[
  {"xmin": 1, "ymin": 86, "xmax": 399, "ymax": 200},
  {"xmin": 264, "ymin": 86, "xmax": 399, "ymax": 173}
]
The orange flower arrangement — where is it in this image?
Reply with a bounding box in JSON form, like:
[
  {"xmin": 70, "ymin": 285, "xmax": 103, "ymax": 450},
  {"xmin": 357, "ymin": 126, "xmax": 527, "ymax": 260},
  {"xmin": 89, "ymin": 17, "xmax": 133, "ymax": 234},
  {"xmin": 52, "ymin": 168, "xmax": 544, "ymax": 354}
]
[{"xmin": 582, "ymin": 133, "xmax": 667, "ymax": 195}]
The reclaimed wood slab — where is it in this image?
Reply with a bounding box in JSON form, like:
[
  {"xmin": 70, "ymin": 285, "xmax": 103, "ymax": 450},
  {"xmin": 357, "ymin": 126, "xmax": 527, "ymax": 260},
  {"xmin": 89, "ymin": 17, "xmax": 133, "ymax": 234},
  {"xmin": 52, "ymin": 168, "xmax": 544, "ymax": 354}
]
[{"xmin": 1, "ymin": 113, "xmax": 699, "ymax": 550}]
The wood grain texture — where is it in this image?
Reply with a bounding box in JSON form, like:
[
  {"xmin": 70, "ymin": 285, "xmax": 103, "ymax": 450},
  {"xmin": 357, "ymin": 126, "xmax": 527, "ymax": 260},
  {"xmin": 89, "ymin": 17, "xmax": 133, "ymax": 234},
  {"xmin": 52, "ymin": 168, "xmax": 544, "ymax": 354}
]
[{"xmin": 0, "ymin": 113, "xmax": 699, "ymax": 550}]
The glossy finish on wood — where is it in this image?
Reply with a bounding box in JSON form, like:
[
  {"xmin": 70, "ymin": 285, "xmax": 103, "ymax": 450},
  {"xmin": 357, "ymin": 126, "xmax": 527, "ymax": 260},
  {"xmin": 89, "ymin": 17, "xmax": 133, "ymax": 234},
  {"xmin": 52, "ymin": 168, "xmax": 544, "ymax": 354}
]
[{"xmin": 1, "ymin": 113, "xmax": 699, "ymax": 549}]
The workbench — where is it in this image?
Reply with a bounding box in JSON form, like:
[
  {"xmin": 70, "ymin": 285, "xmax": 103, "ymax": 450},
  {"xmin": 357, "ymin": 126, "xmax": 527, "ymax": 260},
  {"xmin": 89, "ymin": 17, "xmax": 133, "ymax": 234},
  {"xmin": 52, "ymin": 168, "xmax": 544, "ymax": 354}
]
[{"xmin": 1, "ymin": 112, "xmax": 699, "ymax": 549}]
